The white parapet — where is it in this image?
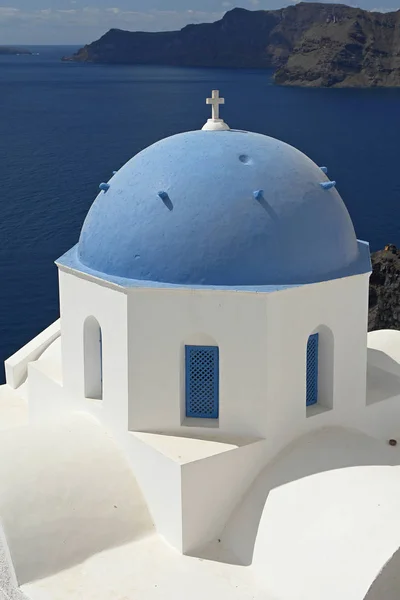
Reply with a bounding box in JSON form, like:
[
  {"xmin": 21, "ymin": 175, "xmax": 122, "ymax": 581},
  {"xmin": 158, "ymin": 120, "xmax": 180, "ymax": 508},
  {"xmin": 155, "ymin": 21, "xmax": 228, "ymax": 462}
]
[
  {"xmin": 126, "ymin": 431, "xmax": 266, "ymax": 554},
  {"xmin": 4, "ymin": 320, "xmax": 61, "ymax": 389}
]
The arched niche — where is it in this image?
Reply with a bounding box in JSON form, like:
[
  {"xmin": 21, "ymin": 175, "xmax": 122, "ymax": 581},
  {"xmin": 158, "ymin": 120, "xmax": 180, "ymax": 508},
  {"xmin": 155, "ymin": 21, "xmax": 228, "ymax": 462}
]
[{"xmin": 83, "ymin": 316, "xmax": 103, "ymax": 400}]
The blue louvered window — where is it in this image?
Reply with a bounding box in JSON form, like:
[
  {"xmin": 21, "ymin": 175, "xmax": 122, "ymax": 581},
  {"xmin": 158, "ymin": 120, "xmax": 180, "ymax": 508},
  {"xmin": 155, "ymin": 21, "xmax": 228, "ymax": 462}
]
[
  {"xmin": 185, "ymin": 346, "xmax": 219, "ymax": 419},
  {"xmin": 306, "ymin": 333, "xmax": 319, "ymax": 406}
]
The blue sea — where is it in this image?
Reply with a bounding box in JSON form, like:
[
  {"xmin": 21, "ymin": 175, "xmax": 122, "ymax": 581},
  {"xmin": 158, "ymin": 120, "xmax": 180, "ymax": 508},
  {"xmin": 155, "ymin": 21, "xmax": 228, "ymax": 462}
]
[{"xmin": 1, "ymin": 44, "xmax": 400, "ymax": 383}]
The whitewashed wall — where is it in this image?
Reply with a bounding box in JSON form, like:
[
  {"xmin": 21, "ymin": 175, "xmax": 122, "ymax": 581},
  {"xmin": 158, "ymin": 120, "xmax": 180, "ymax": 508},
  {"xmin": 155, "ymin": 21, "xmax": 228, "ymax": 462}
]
[
  {"xmin": 126, "ymin": 273, "xmax": 370, "ymax": 446},
  {"xmin": 22, "ymin": 267, "xmax": 375, "ymax": 557},
  {"xmin": 58, "ymin": 270, "xmax": 129, "ymax": 430},
  {"xmin": 264, "ymin": 273, "xmax": 370, "ymax": 453}
]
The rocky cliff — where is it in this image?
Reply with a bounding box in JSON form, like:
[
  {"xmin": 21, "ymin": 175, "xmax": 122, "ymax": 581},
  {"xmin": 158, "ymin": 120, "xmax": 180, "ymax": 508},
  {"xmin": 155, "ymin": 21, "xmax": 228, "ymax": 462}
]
[
  {"xmin": 63, "ymin": 7, "xmax": 290, "ymax": 69},
  {"xmin": 369, "ymin": 245, "xmax": 400, "ymax": 331},
  {"xmin": 275, "ymin": 5, "xmax": 400, "ymax": 87},
  {"xmin": 64, "ymin": 3, "xmax": 400, "ymax": 87}
]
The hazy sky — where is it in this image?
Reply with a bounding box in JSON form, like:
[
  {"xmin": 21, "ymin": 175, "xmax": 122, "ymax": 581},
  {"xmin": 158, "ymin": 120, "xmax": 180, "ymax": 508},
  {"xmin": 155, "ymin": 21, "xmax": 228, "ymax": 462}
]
[{"xmin": 2, "ymin": 0, "xmax": 399, "ymax": 45}]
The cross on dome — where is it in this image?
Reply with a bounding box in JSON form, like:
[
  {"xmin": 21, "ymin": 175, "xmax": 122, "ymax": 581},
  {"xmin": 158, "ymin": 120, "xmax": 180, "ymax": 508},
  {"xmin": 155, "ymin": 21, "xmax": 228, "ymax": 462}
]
[
  {"xmin": 202, "ymin": 89, "xmax": 230, "ymax": 131},
  {"xmin": 206, "ymin": 90, "xmax": 225, "ymax": 121}
]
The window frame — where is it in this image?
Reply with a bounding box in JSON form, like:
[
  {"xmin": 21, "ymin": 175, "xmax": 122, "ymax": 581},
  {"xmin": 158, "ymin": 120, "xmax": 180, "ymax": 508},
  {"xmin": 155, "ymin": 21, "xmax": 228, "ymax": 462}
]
[
  {"xmin": 306, "ymin": 333, "xmax": 319, "ymax": 407},
  {"xmin": 185, "ymin": 345, "xmax": 219, "ymax": 419}
]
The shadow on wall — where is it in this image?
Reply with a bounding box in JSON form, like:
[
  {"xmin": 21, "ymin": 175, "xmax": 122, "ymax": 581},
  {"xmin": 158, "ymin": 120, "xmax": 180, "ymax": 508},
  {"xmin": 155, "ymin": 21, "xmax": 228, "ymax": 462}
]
[
  {"xmin": 367, "ymin": 347, "xmax": 400, "ymax": 376},
  {"xmin": 367, "ymin": 347, "xmax": 400, "ymax": 405},
  {"xmin": 364, "ymin": 546, "xmax": 400, "ymax": 600},
  {"xmin": 195, "ymin": 427, "xmax": 400, "ymax": 567}
]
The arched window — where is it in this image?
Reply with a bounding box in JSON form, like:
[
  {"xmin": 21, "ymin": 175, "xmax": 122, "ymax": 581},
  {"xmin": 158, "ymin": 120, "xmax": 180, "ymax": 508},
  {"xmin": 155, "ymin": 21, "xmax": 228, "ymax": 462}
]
[
  {"xmin": 306, "ymin": 333, "xmax": 319, "ymax": 406},
  {"xmin": 185, "ymin": 345, "xmax": 219, "ymax": 419},
  {"xmin": 84, "ymin": 316, "xmax": 103, "ymax": 400}
]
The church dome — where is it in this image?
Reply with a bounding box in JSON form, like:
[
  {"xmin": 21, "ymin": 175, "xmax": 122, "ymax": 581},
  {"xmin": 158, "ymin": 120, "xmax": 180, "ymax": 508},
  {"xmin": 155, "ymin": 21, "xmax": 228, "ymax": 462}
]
[{"xmin": 77, "ymin": 127, "xmax": 359, "ymax": 286}]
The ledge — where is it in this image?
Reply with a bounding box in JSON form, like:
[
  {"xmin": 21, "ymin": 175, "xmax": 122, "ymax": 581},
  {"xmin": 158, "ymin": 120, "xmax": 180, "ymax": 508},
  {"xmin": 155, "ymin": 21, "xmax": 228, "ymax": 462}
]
[
  {"xmin": 56, "ymin": 240, "xmax": 371, "ymax": 294},
  {"xmin": 131, "ymin": 431, "xmax": 264, "ymax": 465},
  {"xmin": 306, "ymin": 404, "xmax": 332, "ymax": 419},
  {"xmin": 182, "ymin": 417, "xmax": 219, "ymax": 429},
  {"xmin": 5, "ymin": 320, "xmax": 60, "ymax": 389}
]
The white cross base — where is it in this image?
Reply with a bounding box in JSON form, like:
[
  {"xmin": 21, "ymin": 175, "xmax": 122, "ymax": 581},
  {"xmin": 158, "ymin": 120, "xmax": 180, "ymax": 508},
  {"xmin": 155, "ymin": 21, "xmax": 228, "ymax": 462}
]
[{"xmin": 202, "ymin": 89, "xmax": 230, "ymax": 131}]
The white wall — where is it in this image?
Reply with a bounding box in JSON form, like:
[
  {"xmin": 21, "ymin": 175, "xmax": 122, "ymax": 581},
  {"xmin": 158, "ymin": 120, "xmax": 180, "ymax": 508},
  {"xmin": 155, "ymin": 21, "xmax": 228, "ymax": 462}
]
[
  {"xmin": 124, "ymin": 432, "xmax": 182, "ymax": 551},
  {"xmin": 263, "ymin": 273, "xmax": 370, "ymax": 452},
  {"xmin": 180, "ymin": 438, "xmax": 266, "ymax": 553},
  {"xmin": 126, "ymin": 273, "xmax": 370, "ymax": 445},
  {"xmin": 25, "ymin": 267, "xmax": 374, "ymax": 560},
  {"xmin": 57, "ymin": 267, "xmax": 370, "ymax": 450},
  {"xmin": 16, "ymin": 256, "xmax": 400, "ymax": 577},
  {"xmin": 58, "ymin": 269, "xmax": 129, "ymax": 430},
  {"xmin": 5, "ymin": 320, "xmax": 60, "ymax": 389},
  {"xmin": 127, "ymin": 286, "xmax": 269, "ymax": 435}
]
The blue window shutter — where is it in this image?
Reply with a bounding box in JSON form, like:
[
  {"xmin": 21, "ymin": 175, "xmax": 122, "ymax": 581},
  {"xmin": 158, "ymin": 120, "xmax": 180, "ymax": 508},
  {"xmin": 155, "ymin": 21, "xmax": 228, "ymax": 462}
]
[
  {"xmin": 185, "ymin": 346, "xmax": 219, "ymax": 419},
  {"xmin": 306, "ymin": 333, "xmax": 319, "ymax": 406}
]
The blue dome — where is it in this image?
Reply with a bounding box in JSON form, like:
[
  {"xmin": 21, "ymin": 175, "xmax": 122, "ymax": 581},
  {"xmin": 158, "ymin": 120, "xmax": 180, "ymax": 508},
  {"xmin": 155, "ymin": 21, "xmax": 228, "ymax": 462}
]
[{"xmin": 77, "ymin": 130, "xmax": 359, "ymax": 286}]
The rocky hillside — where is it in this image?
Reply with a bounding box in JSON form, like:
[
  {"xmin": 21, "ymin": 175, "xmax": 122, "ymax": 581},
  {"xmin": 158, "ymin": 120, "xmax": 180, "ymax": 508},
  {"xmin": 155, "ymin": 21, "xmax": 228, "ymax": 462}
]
[
  {"xmin": 369, "ymin": 245, "xmax": 400, "ymax": 331},
  {"xmin": 63, "ymin": 7, "xmax": 293, "ymax": 69},
  {"xmin": 275, "ymin": 5, "xmax": 400, "ymax": 87},
  {"xmin": 63, "ymin": 3, "xmax": 400, "ymax": 87}
]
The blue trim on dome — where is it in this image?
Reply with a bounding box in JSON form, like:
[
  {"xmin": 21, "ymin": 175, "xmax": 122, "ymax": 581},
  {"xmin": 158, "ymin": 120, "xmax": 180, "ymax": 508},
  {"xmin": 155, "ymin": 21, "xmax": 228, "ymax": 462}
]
[
  {"xmin": 253, "ymin": 190, "xmax": 264, "ymax": 201},
  {"xmin": 56, "ymin": 240, "xmax": 371, "ymax": 292},
  {"xmin": 320, "ymin": 181, "xmax": 336, "ymax": 190},
  {"xmin": 76, "ymin": 130, "xmax": 361, "ymax": 287}
]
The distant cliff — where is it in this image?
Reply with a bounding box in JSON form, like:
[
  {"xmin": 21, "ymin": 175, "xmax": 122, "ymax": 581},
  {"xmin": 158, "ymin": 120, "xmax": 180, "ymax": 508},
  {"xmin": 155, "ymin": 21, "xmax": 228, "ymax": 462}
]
[
  {"xmin": 275, "ymin": 5, "xmax": 400, "ymax": 87},
  {"xmin": 63, "ymin": 7, "xmax": 289, "ymax": 69},
  {"xmin": 369, "ymin": 245, "xmax": 400, "ymax": 331},
  {"xmin": 0, "ymin": 47, "xmax": 32, "ymax": 55},
  {"xmin": 63, "ymin": 3, "xmax": 400, "ymax": 88}
]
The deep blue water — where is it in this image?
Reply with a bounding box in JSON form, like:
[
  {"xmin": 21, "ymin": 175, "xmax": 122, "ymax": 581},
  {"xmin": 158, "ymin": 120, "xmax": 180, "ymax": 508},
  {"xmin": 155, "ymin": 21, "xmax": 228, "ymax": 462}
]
[{"xmin": 1, "ymin": 45, "xmax": 400, "ymax": 383}]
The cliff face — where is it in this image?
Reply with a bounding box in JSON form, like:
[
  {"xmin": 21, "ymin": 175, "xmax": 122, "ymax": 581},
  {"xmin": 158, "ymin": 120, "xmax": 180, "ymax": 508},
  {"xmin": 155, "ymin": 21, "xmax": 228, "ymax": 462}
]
[
  {"xmin": 275, "ymin": 5, "xmax": 400, "ymax": 87},
  {"xmin": 64, "ymin": 3, "xmax": 400, "ymax": 87},
  {"xmin": 63, "ymin": 7, "xmax": 288, "ymax": 68},
  {"xmin": 369, "ymin": 245, "xmax": 400, "ymax": 331}
]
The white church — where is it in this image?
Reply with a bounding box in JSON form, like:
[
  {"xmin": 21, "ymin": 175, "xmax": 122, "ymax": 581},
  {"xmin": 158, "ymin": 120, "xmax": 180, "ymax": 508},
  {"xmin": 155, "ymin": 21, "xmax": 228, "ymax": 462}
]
[{"xmin": 1, "ymin": 91, "xmax": 400, "ymax": 600}]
